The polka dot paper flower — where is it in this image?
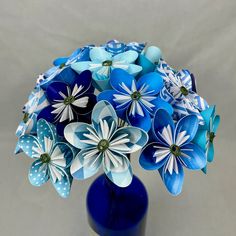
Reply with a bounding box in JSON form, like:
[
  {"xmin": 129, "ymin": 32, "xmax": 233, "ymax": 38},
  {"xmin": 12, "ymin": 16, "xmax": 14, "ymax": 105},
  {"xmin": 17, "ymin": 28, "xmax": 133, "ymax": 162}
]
[
  {"xmin": 37, "ymin": 70, "xmax": 96, "ymax": 136},
  {"xmin": 17, "ymin": 119, "xmax": 74, "ymax": 198},
  {"xmin": 64, "ymin": 101, "xmax": 148, "ymax": 187},
  {"xmin": 71, "ymin": 47, "xmax": 142, "ymax": 91},
  {"xmin": 98, "ymin": 68, "xmax": 173, "ymax": 132},
  {"xmin": 139, "ymin": 109, "xmax": 207, "ymax": 195},
  {"xmin": 193, "ymin": 106, "xmax": 220, "ymax": 173}
]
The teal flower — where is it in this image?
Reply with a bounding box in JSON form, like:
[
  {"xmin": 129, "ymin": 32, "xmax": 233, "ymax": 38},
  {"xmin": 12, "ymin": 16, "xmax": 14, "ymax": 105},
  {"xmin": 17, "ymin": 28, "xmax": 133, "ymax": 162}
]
[
  {"xmin": 193, "ymin": 106, "xmax": 220, "ymax": 173},
  {"xmin": 71, "ymin": 47, "xmax": 142, "ymax": 91}
]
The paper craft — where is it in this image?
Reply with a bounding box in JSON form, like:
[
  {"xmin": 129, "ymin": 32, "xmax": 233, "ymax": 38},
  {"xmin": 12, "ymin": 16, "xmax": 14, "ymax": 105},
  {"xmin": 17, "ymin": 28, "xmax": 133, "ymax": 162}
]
[{"xmin": 15, "ymin": 40, "xmax": 220, "ymax": 197}]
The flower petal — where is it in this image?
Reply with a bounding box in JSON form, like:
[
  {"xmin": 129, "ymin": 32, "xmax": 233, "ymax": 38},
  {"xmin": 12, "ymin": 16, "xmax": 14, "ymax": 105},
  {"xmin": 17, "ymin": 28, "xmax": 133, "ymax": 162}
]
[
  {"xmin": 37, "ymin": 119, "xmax": 57, "ymax": 152},
  {"xmin": 150, "ymin": 96, "xmax": 173, "ymax": 116},
  {"xmin": 139, "ymin": 143, "xmax": 168, "ymax": 170},
  {"xmin": 64, "ymin": 122, "xmax": 97, "ymax": 149},
  {"xmin": 179, "ymin": 143, "xmax": 207, "ymax": 170},
  {"xmin": 28, "ymin": 160, "xmax": 49, "ymax": 186},
  {"xmin": 152, "ymin": 109, "xmax": 175, "ymax": 144},
  {"xmin": 113, "ymin": 50, "xmax": 138, "ymax": 64},
  {"xmin": 51, "ymin": 173, "xmax": 72, "ymax": 198},
  {"xmin": 53, "ymin": 67, "xmax": 79, "ymax": 86},
  {"xmin": 103, "ymin": 151, "xmax": 133, "ymax": 187},
  {"xmin": 91, "ymin": 100, "xmax": 118, "ymax": 133},
  {"xmin": 70, "ymin": 149, "xmax": 102, "ymax": 180},
  {"xmin": 160, "ymin": 160, "xmax": 184, "ymax": 196},
  {"xmin": 127, "ymin": 108, "xmax": 151, "ymax": 132},
  {"xmin": 137, "ymin": 72, "xmax": 163, "ymax": 95},
  {"xmin": 71, "ymin": 61, "xmax": 91, "ymax": 73},
  {"xmin": 200, "ymin": 106, "xmax": 215, "ymax": 130},
  {"xmin": 207, "ymin": 142, "xmax": 214, "ymax": 163},
  {"xmin": 37, "ymin": 105, "xmax": 57, "ymax": 123},
  {"xmin": 90, "ymin": 47, "xmax": 112, "ymax": 62},
  {"xmin": 213, "ymin": 115, "xmax": 220, "ymax": 133},
  {"xmin": 97, "ymin": 90, "xmax": 117, "ymax": 107},
  {"xmin": 110, "ymin": 68, "xmax": 135, "ymax": 94},
  {"xmin": 127, "ymin": 64, "xmax": 143, "ymax": 76},
  {"xmin": 18, "ymin": 135, "xmax": 42, "ymax": 158},
  {"xmin": 73, "ymin": 93, "xmax": 96, "ymax": 115},
  {"xmin": 46, "ymin": 81, "xmax": 68, "ymax": 102},
  {"xmin": 193, "ymin": 129, "xmax": 208, "ymax": 151},
  {"xmin": 110, "ymin": 126, "xmax": 148, "ymax": 153},
  {"xmin": 175, "ymin": 115, "xmax": 199, "ymax": 146}
]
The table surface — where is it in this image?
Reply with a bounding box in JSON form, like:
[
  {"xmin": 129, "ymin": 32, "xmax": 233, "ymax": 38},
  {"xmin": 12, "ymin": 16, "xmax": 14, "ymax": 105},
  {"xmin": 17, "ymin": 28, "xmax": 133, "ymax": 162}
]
[{"xmin": 0, "ymin": 0, "xmax": 235, "ymax": 235}]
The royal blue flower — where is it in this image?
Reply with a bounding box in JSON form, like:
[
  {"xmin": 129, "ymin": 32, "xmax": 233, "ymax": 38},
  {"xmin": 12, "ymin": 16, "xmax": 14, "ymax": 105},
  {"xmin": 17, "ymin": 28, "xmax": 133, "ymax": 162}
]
[
  {"xmin": 193, "ymin": 106, "xmax": 220, "ymax": 173},
  {"xmin": 139, "ymin": 109, "xmax": 207, "ymax": 195},
  {"xmin": 71, "ymin": 47, "xmax": 142, "ymax": 91},
  {"xmin": 37, "ymin": 47, "xmax": 90, "ymax": 90},
  {"xmin": 156, "ymin": 59, "xmax": 208, "ymax": 124},
  {"xmin": 37, "ymin": 70, "xmax": 96, "ymax": 136},
  {"xmin": 17, "ymin": 119, "xmax": 74, "ymax": 198},
  {"xmin": 64, "ymin": 101, "xmax": 148, "ymax": 187},
  {"xmin": 97, "ymin": 68, "xmax": 173, "ymax": 132}
]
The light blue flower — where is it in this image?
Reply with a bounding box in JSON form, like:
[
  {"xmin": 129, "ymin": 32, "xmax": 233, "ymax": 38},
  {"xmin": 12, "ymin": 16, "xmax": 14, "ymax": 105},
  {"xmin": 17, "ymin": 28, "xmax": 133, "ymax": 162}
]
[
  {"xmin": 64, "ymin": 101, "xmax": 148, "ymax": 187},
  {"xmin": 98, "ymin": 68, "xmax": 173, "ymax": 132},
  {"xmin": 193, "ymin": 106, "xmax": 220, "ymax": 173},
  {"xmin": 71, "ymin": 47, "xmax": 142, "ymax": 91},
  {"xmin": 139, "ymin": 109, "xmax": 206, "ymax": 195},
  {"xmin": 17, "ymin": 119, "xmax": 74, "ymax": 198}
]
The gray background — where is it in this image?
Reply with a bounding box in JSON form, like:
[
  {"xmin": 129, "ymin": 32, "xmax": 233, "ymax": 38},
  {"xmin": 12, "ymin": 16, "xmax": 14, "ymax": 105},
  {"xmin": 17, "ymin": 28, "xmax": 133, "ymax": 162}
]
[{"xmin": 0, "ymin": 0, "xmax": 235, "ymax": 235}]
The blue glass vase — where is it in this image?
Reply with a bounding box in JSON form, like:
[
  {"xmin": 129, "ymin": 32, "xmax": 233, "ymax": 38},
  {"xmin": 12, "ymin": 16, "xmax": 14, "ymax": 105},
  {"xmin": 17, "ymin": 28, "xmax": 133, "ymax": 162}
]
[{"xmin": 87, "ymin": 174, "xmax": 148, "ymax": 236}]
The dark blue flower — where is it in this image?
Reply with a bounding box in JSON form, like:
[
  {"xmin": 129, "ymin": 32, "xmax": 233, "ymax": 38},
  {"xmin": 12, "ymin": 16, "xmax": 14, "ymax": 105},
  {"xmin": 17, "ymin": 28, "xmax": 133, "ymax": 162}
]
[
  {"xmin": 139, "ymin": 109, "xmax": 206, "ymax": 195},
  {"xmin": 37, "ymin": 70, "xmax": 96, "ymax": 136},
  {"xmin": 98, "ymin": 68, "xmax": 173, "ymax": 132}
]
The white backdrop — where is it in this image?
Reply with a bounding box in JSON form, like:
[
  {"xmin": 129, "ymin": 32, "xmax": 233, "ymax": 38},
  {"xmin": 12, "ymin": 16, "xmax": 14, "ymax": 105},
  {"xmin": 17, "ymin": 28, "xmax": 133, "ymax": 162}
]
[{"xmin": 0, "ymin": 0, "xmax": 235, "ymax": 235}]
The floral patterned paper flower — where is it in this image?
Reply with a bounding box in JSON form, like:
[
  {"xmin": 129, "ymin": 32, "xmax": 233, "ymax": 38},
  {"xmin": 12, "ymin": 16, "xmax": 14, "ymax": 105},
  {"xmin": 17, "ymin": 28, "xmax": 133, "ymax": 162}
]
[
  {"xmin": 37, "ymin": 70, "xmax": 96, "ymax": 136},
  {"xmin": 98, "ymin": 68, "xmax": 173, "ymax": 132},
  {"xmin": 71, "ymin": 47, "xmax": 142, "ymax": 91},
  {"xmin": 156, "ymin": 59, "xmax": 208, "ymax": 124},
  {"xmin": 193, "ymin": 106, "xmax": 220, "ymax": 173},
  {"xmin": 64, "ymin": 101, "xmax": 148, "ymax": 187},
  {"xmin": 17, "ymin": 119, "xmax": 74, "ymax": 198},
  {"xmin": 37, "ymin": 47, "xmax": 90, "ymax": 90},
  {"xmin": 139, "ymin": 109, "xmax": 206, "ymax": 195}
]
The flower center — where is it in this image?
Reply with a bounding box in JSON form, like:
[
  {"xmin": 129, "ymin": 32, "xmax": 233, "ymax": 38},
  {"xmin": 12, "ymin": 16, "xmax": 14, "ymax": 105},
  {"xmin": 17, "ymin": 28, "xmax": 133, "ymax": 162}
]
[
  {"xmin": 97, "ymin": 139, "xmax": 109, "ymax": 152},
  {"xmin": 131, "ymin": 91, "xmax": 142, "ymax": 100},
  {"xmin": 40, "ymin": 153, "xmax": 51, "ymax": 163},
  {"xmin": 209, "ymin": 132, "xmax": 215, "ymax": 143},
  {"xmin": 59, "ymin": 63, "xmax": 66, "ymax": 69},
  {"xmin": 170, "ymin": 144, "xmax": 181, "ymax": 156},
  {"xmin": 64, "ymin": 96, "xmax": 75, "ymax": 105},
  {"xmin": 102, "ymin": 60, "xmax": 112, "ymax": 66},
  {"xmin": 23, "ymin": 113, "xmax": 29, "ymax": 123},
  {"xmin": 180, "ymin": 86, "xmax": 189, "ymax": 96}
]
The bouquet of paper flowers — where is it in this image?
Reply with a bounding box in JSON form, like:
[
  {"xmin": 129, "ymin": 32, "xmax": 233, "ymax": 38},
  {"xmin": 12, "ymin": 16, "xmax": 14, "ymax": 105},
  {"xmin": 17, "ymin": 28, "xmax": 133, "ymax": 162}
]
[{"xmin": 15, "ymin": 40, "xmax": 220, "ymax": 198}]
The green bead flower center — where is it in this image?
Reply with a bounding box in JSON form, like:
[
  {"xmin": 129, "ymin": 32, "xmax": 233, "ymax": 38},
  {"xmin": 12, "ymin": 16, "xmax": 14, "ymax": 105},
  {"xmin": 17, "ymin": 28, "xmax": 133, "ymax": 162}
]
[
  {"xmin": 131, "ymin": 91, "xmax": 142, "ymax": 100},
  {"xmin": 40, "ymin": 153, "xmax": 51, "ymax": 163},
  {"xmin": 23, "ymin": 113, "xmax": 29, "ymax": 123},
  {"xmin": 170, "ymin": 144, "xmax": 181, "ymax": 156},
  {"xmin": 180, "ymin": 86, "xmax": 189, "ymax": 96},
  {"xmin": 59, "ymin": 63, "xmax": 66, "ymax": 69},
  {"xmin": 64, "ymin": 96, "xmax": 75, "ymax": 105},
  {"xmin": 97, "ymin": 139, "xmax": 109, "ymax": 152},
  {"xmin": 209, "ymin": 132, "xmax": 215, "ymax": 143},
  {"xmin": 102, "ymin": 60, "xmax": 112, "ymax": 66}
]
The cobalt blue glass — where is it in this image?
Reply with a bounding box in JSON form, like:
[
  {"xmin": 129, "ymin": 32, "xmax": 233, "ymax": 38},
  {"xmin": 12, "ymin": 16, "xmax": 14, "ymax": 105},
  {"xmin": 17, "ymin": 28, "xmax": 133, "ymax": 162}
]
[{"xmin": 87, "ymin": 174, "xmax": 148, "ymax": 236}]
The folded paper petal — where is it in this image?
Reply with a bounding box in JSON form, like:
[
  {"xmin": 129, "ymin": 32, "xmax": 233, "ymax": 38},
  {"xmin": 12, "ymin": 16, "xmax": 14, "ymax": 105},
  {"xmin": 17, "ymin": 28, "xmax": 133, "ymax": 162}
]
[
  {"xmin": 37, "ymin": 105, "xmax": 56, "ymax": 123},
  {"xmin": 150, "ymin": 97, "xmax": 173, "ymax": 116},
  {"xmin": 90, "ymin": 47, "xmax": 112, "ymax": 62},
  {"xmin": 213, "ymin": 115, "xmax": 220, "ymax": 133},
  {"xmin": 193, "ymin": 129, "xmax": 208, "ymax": 150},
  {"xmin": 46, "ymin": 81, "xmax": 68, "ymax": 102},
  {"xmin": 111, "ymin": 126, "xmax": 148, "ymax": 153},
  {"xmin": 113, "ymin": 50, "xmax": 138, "ymax": 64},
  {"xmin": 97, "ymin": 90, "xmax": 117, "ymax": 107},
  {"xmin": 72, "ymin": 70, "xmax": 92, "ymax": 95},
  {"xmin": 179, "ymin": 143, "xmax": 207, "ymax": 170},
  {"xmin": 136, "ymin": 72, "xmax": 163, "ymax": 95},
  {"xmin": 207, "ymin": 142, "xmax": 214, "ymax": 163},
  {"xmin": 160, "ymin": 160, "xmax": 184, "ymax": 196},
  {"xmin": 200, "ymin": 106, "xmax": 215, "ymax": 130},
  {"xmin": 71, "ymin": 61, "xmax": 91, "ymax": 73},
  {"xmin": 28, "ymin": 160, "xmax": 49, "ymax": 186},
  {"xmin": 70, "ymin": 149, "xmax": 103, "ymax": 180},
  {"xmin": 127, "ymin": 64, "xmax": 143, "ymax": 76},
  {"xmin": 51, "ymin": 173, "xmax": 71, "ymax": 198},
  {"xmin": 139, "ymin": 143, "xmax": 167, "ymax": 170}
]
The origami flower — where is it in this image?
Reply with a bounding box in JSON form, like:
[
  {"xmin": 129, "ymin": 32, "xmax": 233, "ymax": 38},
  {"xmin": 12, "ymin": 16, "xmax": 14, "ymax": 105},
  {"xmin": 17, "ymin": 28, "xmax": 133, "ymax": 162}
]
[
  {"xmin": 193, "ymin": 106, "xmax": 220, "ymax": 173},
  {"xmin": 64, "ymin": 101, "xmax": 148, "ymax": 187},
  {"xmin": 17, "ymin": 119, "xmax": 74, "ymax": 198},
  {"xmin": 71, "ymin": 47, "xmax": 142, "ymax": 91},
  {"xmin": 98, "ymin": 68, "xmax": 173, "ymax": 132},
  {"xmin": 37, "ymin": 47, "xmax": 90, "ymax": 89},
  {"xmin": 156, "ymin": 59, "xmax": 208, "ymax": 124},
  {"xmin": 139, "ymin": 109, "xmax": 206, "ymax": 195},
  {"xmin": 103, "ymin": 39, "xmax": 146, "ymax": 55},
  {"xmin": 37, "ymin": 70, "xmax": 96, "ymax": 136}
]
